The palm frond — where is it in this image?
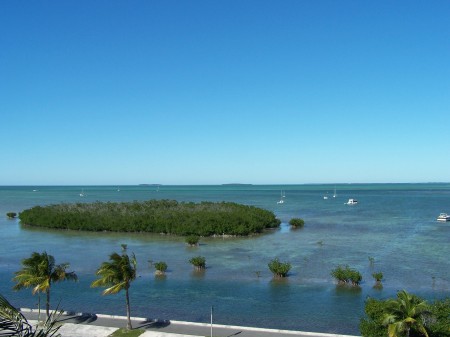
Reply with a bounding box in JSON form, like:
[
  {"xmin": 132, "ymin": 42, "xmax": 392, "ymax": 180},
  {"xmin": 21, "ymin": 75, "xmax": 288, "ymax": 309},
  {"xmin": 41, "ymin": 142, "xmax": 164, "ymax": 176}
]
[{"xmin": 0, "ymin": 293, "xmax": 64, "ymax": 337}]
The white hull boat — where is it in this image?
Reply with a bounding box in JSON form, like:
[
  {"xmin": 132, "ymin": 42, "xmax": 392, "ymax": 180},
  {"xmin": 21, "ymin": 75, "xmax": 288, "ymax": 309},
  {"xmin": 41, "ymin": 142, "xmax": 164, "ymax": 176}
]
[{"xmin": 437, "ymin": 213, "xmax": 450, "ymax": 222}]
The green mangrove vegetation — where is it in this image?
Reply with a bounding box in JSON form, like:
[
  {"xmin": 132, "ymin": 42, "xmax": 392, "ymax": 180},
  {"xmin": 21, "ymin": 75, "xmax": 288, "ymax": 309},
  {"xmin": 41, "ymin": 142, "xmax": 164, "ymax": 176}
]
[
  {"xmin": 189, "ymin": 256, "xmax": 206, "ymax": 270},
  {"xmin": 289, "ymin": 218, "xmax": 304, "ymax": 228},
  {"xmin": 372, "ymin": 272, "xmax": 384, "ymax": 288},
  {"xmin": 268, "ymin": 258, "xmax": 291, "ymax": 278},
  {"xmin": 18, "ymin": 200, "xmax": 280, "ymax": 236},
  {"xmin": 331, "ymin": 265, "xmax": 362, "ymax": 286},
  {"xmin": 185, "ymin": 235, "xmax": 200, "ymax": 246},
  {"xmin": 6, "ymin": 212, "xmax": 17, "ymax": 219},
  {"xmin": 153, "ymin": 261, "xmax": 168, "ymax": 275}
]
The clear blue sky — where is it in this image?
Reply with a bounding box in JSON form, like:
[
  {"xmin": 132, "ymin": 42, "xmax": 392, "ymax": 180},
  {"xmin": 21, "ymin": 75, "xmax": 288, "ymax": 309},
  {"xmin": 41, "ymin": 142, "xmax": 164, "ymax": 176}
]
[{"xmin": 1, "ymin": 1, "xmax": 449, "ymax": 185}]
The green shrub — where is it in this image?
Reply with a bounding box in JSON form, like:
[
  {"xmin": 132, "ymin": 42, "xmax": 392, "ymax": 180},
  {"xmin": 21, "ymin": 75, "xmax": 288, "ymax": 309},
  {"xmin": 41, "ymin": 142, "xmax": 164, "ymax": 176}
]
[
  {"xmin": 289, "ymin": 218, "xmax": 304, "ymax": 228},
  {"xmin": 372, "ymin": 272, "xmax": 383, "ymax": 282},
  {"xmin": 154, "ymin": 261, "xmax": 168, "ymax": 274},
  {"xmin": 189, "ymin": 256, "xmax": 206, "ymax": 270},
  {"xmin": 185, "ymin": 235, "xmax": 200, "ymax": 246},
  {"xmin": 6, "ymin": 212, "xmax": 17, "ymax": 219},
  {"xmin": 331, "ymin": 265, "xmax": 362, "ymax": 286},
  {"xmin": 268, "ymin": 258, "xmax": 291, "ymax": 278}
]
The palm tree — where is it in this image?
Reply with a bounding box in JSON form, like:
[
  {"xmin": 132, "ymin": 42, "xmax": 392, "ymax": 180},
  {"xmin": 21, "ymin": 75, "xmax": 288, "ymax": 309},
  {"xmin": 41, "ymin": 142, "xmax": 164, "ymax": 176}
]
[
  {"xmin": 382, "ymin": 290, "xmax": 431, "ymax": 337},
  {"xmin": 91, "ymin": 244, "xmax": 137, "ymax": 329},
  {"xmin": 13, "ymin": 252, "xmax": 78, "ymax": 318},
  {"xmin": 0, "ymin": 292, "xmax": 62, "ymax": 337}
]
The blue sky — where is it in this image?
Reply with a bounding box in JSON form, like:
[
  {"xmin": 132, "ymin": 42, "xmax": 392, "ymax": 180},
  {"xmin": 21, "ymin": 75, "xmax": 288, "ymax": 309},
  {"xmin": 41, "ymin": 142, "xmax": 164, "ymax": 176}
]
[{"xmin": 1, "ymin": 1, "xmax": 449, "ymax": 185}]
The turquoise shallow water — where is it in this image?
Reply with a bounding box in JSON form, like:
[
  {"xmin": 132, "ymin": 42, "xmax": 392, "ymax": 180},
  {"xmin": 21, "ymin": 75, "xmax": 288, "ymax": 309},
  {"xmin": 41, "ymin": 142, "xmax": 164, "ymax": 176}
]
[{"xmin": 0, "ymin": 184, "xmax": 449, "ymax": 334}]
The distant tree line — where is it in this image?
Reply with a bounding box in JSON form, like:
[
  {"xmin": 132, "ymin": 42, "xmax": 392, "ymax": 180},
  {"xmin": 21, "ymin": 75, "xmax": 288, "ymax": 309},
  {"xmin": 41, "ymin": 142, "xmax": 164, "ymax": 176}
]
[{"xmin": 18, "ymin": 200, "xmax": 281, "ymax": 236}]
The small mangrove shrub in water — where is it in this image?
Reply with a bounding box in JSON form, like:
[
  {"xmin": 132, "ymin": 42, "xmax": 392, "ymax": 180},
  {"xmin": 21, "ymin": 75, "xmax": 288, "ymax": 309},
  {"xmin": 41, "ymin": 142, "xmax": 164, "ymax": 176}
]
[
  {"xmin": 154, "ymin": 261, "xmax": 168, "ymax": 275},
  {"xmin": 331, "ymin": 265, "xmax": 362, "ymax": 286},
  {"xmin": 189, "ymin": 256, "xmax": 206, "ymax": 270},
  {"xmin": 268, "ymin": 258, "xmax": 291, "ymax": 278},
  {"xmin": 6, "ymin": 212, "xmax": 17, "ymax": 219},
  {"xmin": 185, "ymin": 235, "xmax": 200, "ymax": 246},
  {"xmin": 372, "ymin": 271, "xmax": 383, "ymax": 288},
  {"xmin": 289, "ymin": 218, "xmax": 304, "ymax": 228}
]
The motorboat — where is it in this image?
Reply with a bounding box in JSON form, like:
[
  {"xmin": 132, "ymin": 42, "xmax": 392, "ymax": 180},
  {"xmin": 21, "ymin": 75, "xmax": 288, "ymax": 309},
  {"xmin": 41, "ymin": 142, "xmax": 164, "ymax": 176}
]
[
  {"xmin": 346, "ymin": 199, "xmax": 358, "ymax": 205},
  {"xmin": 437, "ymin": 213, "xmax": 450, "ymax": 222}
]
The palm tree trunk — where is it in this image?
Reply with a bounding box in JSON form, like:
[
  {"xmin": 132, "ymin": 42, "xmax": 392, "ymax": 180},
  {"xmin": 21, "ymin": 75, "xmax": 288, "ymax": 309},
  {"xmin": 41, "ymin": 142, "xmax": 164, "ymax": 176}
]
[
  {"xmin": 46, "ymin": 289, "xmax": 50, "ymax": 318},
  {"xmin": 125, "ymin": 287, "xmax": 132, "ymax": 329}
]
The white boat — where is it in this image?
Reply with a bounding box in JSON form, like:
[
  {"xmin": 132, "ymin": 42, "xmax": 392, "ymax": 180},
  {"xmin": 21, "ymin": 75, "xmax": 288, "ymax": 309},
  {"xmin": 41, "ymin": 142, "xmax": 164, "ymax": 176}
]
[
  {"xmin": 437, "ymin": 213, "xmax": 450, "ymax": 222},
  {"xmin": 346, "ymin": 198, "xmax": 358, "ymax": 205},
  {"xmin": 323, "ymin": 194, "xmax": 328, "ymax": 200},
  {"xmin": 79, "ymin": 189, "xmax": 84, "ymax": 197},
  {"xmin": 277, "ymin": 190, "xmax": 285, "ymax": 204},
  {"xmin": 333, "ymin": 187, "xmax": 337, "ymax": 198}
]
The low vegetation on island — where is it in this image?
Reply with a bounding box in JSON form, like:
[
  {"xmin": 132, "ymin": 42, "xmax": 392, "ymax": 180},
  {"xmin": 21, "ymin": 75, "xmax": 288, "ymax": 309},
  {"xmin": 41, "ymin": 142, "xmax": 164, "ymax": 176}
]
[{"xmin": 18, "ymin": 200, "xmax": 280, "ymax": 236}]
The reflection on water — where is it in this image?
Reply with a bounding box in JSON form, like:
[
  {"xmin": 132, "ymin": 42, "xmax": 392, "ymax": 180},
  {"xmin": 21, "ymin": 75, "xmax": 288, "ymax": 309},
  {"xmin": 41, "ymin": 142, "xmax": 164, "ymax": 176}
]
[{"xmin": 0, "ymin": 184, "xmax": 449, "ymax": 335}]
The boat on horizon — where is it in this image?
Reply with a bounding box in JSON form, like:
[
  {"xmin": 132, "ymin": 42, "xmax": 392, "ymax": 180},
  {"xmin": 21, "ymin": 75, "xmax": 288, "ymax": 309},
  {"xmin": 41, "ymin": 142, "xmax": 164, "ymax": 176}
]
[
  {"xmin": 277, "ymin": 190, "xmax": 285, "ymax": 204},
  {"xmin": 437, "ymin": 213, "xmax": 450, "ymax": 222},
  {"xmin": 346, "ymin": 198, "xmax": 358, "ymax": 205}
]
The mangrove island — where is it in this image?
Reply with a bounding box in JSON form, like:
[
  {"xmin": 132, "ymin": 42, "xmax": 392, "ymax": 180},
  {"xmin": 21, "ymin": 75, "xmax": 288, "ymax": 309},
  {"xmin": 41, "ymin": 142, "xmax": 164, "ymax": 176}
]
[{"xmin": 18, "ymin": 199, "xmax": 281, "ymax": 236}]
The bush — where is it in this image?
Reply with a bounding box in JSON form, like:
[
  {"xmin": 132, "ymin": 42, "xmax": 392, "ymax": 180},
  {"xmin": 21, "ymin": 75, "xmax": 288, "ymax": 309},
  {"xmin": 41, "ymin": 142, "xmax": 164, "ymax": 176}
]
[
  {"xmin": 189, "ymin": 256, "xmax": 206, "ymax": 270},
  {"xmin": 6, "ymin": 212, "xmax": 17, "ymax": 219},
  {"xmin": 331, "ymin": 265, "xmax": 362, "ymax": 286},
  {"xmin": 154, "ymin": 261, "xmax": 168, "ymax": 275},
  {"xmin": 372, "ymin": 271, "xmax": 383, "ymax": 282},
  {"xmin": 289, "ymin": 218, "xmax": 304, "ymax": 228},
  {"xmin": 268, "ymin": 258, "xmax": 291, "ymax": 278},
  {"xmin": 185, "ymin": 235, "xmax": 200, "ymax": 246}
]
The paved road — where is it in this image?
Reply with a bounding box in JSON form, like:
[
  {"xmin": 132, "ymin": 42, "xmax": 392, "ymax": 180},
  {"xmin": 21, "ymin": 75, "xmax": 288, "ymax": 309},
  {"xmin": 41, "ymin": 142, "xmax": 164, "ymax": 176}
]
[{"xmin": 22, "ymin": 309, "xmax": 359, "ymax": 337}]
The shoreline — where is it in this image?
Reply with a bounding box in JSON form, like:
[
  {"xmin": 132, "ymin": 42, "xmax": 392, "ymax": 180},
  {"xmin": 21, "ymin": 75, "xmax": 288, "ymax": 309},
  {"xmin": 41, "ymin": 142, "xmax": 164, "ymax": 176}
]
[{"xmin": 20, "ymin": 308, "xmax": 360, "ymax": 337}]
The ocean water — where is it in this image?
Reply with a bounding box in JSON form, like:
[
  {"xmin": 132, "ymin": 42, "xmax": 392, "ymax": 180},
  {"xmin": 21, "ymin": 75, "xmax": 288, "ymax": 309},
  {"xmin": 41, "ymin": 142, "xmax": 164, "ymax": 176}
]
[{"xmin": 0, "ymin": 184, "xmax": 449, "ymax": 335}]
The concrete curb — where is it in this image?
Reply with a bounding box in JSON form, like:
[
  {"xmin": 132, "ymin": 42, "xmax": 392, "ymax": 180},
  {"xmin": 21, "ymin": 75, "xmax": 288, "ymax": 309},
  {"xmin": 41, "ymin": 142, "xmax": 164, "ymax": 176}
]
[{"xmin": 21, "ymin": 308, "xmax": 360, "ymax": 337}]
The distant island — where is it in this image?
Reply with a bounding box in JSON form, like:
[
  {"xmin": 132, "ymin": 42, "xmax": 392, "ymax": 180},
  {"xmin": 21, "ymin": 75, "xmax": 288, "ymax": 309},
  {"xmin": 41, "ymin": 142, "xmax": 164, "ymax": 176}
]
[
  {"xmin": 221, "ymin": 183, "xmax": 253, "ymax": 186},
  {"xmin": 139, "ymin": 184, "xmax": 162, "ymax": 186},
  {"xmin": 18, "ymin": 200, "xmax": 280, "ymax": 236}
]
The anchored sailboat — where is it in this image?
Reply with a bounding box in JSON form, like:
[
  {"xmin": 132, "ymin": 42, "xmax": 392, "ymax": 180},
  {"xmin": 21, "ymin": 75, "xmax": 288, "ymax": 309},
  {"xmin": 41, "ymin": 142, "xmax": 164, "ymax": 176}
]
[{"xmin": 277, "ymin": 190, "xmax": 285, "ymax": 204}]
